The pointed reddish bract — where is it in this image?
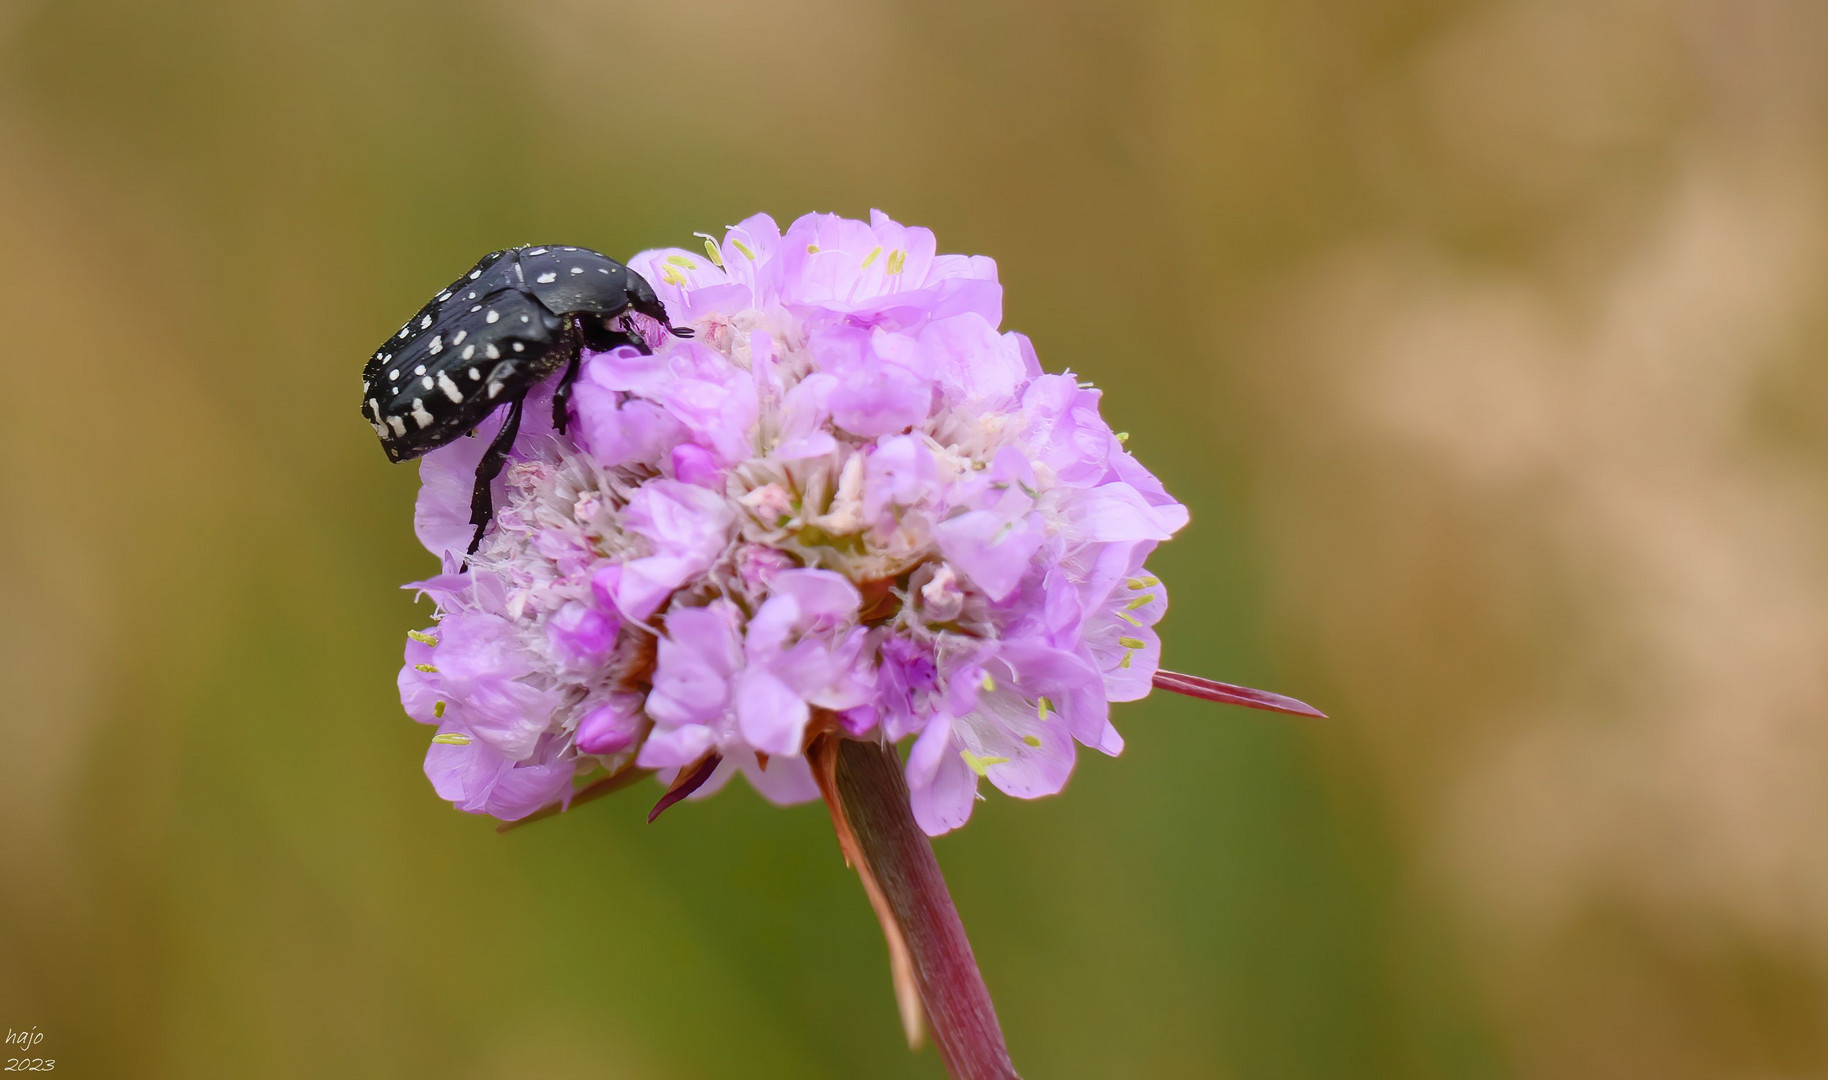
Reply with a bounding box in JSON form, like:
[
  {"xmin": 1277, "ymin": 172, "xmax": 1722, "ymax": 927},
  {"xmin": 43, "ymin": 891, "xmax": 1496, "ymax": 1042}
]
[
  {"xmin": 647, "ymin": 753, "xmax": 722, "ymax": 823},
  {"xmin": 1152, "ymin": 669, "xmax": 1327, "ymax": 718}
]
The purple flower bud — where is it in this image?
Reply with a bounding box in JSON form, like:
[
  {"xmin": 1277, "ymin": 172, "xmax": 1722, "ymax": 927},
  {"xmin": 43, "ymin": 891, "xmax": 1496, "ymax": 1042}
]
[{"xmin": 575, "ymin": 696, "xmax": 644, "ymax": 756}]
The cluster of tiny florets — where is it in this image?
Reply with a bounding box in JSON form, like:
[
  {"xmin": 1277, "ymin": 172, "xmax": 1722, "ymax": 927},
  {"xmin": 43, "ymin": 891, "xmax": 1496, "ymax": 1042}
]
[{"xmin": 399, "ymin": 211, "xmax": 1187, "ymax": 834}]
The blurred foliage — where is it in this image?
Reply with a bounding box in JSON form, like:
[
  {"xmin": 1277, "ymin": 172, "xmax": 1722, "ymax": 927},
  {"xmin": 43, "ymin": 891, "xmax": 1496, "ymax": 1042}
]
[{"xmin": 2, "ymin": 0, "xmax": 1824, "ymax": 1077}]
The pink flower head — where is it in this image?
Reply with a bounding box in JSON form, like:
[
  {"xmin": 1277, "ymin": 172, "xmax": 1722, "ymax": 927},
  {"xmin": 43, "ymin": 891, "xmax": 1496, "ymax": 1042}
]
[{"xmin": 392, "ymin": 211, "xmax": 1308, "ymax": 834}]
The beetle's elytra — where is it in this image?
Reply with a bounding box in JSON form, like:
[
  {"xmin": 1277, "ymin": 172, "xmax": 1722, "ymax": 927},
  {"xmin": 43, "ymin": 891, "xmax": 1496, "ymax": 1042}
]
[{"xmin": 361, "ymin": 244, "xmax": 690, "ymax": 554}]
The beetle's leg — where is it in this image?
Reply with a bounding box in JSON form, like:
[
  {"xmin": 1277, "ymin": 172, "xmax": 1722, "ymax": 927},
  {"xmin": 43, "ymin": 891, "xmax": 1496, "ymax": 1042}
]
[
  {"xmin": 467, "ymin": 395, "xmax": 524, "ymax": 557},
  {"xmin": 551, "ymin": 344, "xmax": 583, "ymax": 435}
]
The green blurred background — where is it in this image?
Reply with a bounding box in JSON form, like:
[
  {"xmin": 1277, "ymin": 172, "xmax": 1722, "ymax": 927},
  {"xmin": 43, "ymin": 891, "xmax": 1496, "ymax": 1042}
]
[{"xmin": 3, "ymin": 0, "xmax": 1826, "ymax": 1076}]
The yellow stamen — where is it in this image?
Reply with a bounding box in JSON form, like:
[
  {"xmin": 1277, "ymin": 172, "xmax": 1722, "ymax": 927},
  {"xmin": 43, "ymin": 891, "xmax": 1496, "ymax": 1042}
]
[
  {"xmin": 886, "ymin": 249, "xmax": 906, "ymax": 275},
  {"xmin": 1022, "ymin": 734, "xmax": 1043, "ymax": 747},
  {"xmin": 665, "ymin": 254, "xmax": 697, "ymax": 269},
  {"xmin": 432, "ymin": 700, "xmax": 446, "ymax": 718},
  {"xmin": 731, "ymin": 238, "xmax": 757, "ymax": 260},
  {"xmin": 1115, "ymin": 432, "xmax": 1130, "ymax": 443},
  {"xmin": 1126, "ymin": 576, "xmax": 1160, "ymax": 590},
  {"xmin": 431, "ymin": 732, "xmax": 471, "ymax": 745},
  {"xmin": 806, "ymin": 243, "xmax": 821, "ymax": 254},
  {"xmin": 407, "ymin": 629, "xmax": 437, "ymax": 645},
  {"xmin": 860, "ymin": 245, "xmax": 882, "ymax": 270},
  {"xmin": 981, "ymin": 673, "xmax": 996, "ymax": 692},
  {"xmin": 1116, "ymin": 610, "xmax": 1145, "ymax": 627},
  {"xmin": 961, "ymin": 750, "xmax": 1010, "ymax": 776},
  {"xmin": 700, "ymin": 238, "xmax": 724, "ymax": 267},
  {"xmin": 661, "ymin": 264, "xmax": 685, "ymax": 287},
  {"xmin": 1118, "ymin": 652, "xmax": 1133, "ymax": 669},
  {"xmin": 413, "ymin": 663, "xmax": 438, "ymax": 673},
  {"xmin": 1036, "ymin": 696, "xmax": 1054, "ymax": 720},
  {"xmin": 1118, "ymin": 636, "xmax": 1146, "ymax": 649},
  {"xmin": 1125, "ymin": 595, "xmax": 1152, "ymax": 611}
]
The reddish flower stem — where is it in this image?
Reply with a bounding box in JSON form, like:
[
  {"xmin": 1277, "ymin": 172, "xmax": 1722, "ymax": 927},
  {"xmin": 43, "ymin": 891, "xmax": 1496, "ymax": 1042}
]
[{"xmin": 815, "ymin": 736, "xmax": 1021, "ymax": 1080}]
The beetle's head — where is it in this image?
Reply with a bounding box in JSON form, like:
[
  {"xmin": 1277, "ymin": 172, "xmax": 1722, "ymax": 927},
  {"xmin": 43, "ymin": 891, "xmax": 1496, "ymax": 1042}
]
[{"xmin": 627, "ymin": 274, "xmax": 694, "ymax": 338}]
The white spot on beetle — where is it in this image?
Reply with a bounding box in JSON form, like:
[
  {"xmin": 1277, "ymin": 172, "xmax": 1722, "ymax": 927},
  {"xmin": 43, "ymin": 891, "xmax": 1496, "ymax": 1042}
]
[
  {"xmin": 452, "ymin": 330, "xmax": 467, "ymax": 345},
  {"xmin": 569, "ymin": 266, "xmax": 584, "ymax": 275},
  {"xmin": 436, "ymin": 290, "xmax": 451, "ymax": 301},
  {"xmin": 414, "ymin": 365, "xmax": 426, "ymax": 375},
  {"xmin": 468, "ymin": 367, "xmax": 481, "ymax": 380},
  {"xmin": 420, "ymin": 314, "xmax": 432, "ymax": 329},
  {"xmin": 527, "ymin": 247, "xmax": 547, "ymax": 255},
  {"xmin": 536, "ymin": 272, "xmax": 557, "ymax": 284},
  {"xmin": 461, "ymin": 345, "xmax": 475, "ymax": 360},
  {"xmin": 411, "ymin": 398, "xmax": 434, "ymax": 428},
  {"xmin": 428, "ymin": 335, "xmax": 443, "ymax": 355},
  {"xmin": 387, "ymin": 415, "xmax": 407, "ymax": 436},
  {"xmin": 388, "ymin": 369, "xmax": 399, "ymax": 381},
  {"xmin": 485, "ymin": 344, "xmax": 500, "ymax": 359},
  {"xmin": 512, "ymin": 342, "xmax": 524, "ymax": 352},
  {"xmin": 470, "ymin": 304, "xmax": 482, "ymax": 312},
  {"xmin": 469, "ymin": 270, "xmax": 482, "ymax": 280},
  {"xmin": 487, "ymin": 381, "xmax": 504, "ymax": 398},
  {"xmin": 597, "ymin": 267, "xmax": 611, "ymax": 273},
  {"xmin": 421, "ymin": 376, "xmax": 435, "ymax": 390},
  {"xmin": 520, "ymin": 314, "xmax": 530, "ymax": 323},
  {"xmin": 436, "ymin": 372, "xmax": 463, "ymax": 402},
  {"xmin": 486, "ymin": 310, "xmax": 500, "ymax": 323}
]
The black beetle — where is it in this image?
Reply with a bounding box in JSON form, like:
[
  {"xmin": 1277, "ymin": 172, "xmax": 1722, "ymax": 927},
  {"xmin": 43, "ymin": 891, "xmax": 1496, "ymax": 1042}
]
[{"xmin": 360, "ymin": 245, "xmax": 690, "ymax": 554}]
